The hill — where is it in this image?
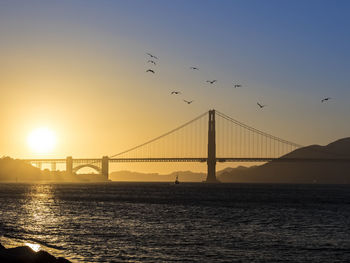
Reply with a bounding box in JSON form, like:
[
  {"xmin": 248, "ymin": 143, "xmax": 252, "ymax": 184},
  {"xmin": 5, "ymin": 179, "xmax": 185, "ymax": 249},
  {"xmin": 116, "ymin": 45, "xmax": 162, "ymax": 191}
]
[
  {"xmin": 0, "ymin": 157, "xmax": 42, "ymax": 181},
  {"xmin": 219, "ymin": 137, "xmax": 350, "ymax": 184}
]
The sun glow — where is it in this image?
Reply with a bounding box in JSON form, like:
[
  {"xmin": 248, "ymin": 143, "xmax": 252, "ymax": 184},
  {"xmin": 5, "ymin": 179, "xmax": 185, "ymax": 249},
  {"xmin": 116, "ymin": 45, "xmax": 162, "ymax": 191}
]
[{"xmin": 27, "ymin": 127, "xmax": 57, "ymax": 154}]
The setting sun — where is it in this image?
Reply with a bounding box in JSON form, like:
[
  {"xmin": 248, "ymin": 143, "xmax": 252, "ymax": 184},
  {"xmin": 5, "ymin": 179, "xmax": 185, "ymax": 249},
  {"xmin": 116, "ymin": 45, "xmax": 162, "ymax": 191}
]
[{"xmin": 27, "ymin": 127, "xmax": 57, "ymax": 154}]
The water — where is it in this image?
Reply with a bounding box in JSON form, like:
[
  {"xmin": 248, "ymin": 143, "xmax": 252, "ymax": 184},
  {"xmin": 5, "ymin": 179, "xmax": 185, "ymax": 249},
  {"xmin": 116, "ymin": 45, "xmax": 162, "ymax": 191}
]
[{"xmin": 0, "ymin": 182, "xmax": 349, "ymax": 262}]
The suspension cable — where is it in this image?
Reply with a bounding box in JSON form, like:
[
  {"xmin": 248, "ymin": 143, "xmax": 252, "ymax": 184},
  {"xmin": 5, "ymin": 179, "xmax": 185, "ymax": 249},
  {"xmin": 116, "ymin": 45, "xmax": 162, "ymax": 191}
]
[
  {"xmin": 216, "ymin": 110, "xmax": 302, "ymax": 148},
  {"xmin": 109, "ymin": 111, "xmax": 208, "ymax": 158}
]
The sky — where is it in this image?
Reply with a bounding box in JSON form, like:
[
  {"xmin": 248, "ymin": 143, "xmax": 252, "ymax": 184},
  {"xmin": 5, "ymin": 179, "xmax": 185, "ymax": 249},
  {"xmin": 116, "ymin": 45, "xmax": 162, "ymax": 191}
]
[{"xmin": 1, "ymin": 0, "xmax": 350, "ymax": 172}]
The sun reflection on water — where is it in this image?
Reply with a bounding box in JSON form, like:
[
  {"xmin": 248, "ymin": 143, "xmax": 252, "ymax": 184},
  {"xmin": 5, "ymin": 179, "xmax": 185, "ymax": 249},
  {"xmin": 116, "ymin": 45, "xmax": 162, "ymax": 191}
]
[
  {"xmin": 25, "ymin": 242, "xmax": 41, "ymax": 252},
  {"xmin": 24, "ymin": 184, "xmax": 58, "ymax": 230},
  {"xmin": 20, "ymin": 184, "xmax": 60, "ymax": 254}
]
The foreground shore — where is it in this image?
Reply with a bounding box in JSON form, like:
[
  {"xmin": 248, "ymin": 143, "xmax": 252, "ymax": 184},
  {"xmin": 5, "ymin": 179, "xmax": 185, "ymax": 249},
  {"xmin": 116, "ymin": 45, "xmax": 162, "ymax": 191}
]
[{"xmin": 0, "ymin": 243, "xmax": 71, "ymax": 263}]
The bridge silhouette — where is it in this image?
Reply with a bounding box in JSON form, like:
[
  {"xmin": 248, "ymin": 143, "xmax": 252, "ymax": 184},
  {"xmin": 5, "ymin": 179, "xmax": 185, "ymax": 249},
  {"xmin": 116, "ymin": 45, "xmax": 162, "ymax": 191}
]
[{"xmin": 22, "ymin": 109, "xmax": 349, "ymax": 182}]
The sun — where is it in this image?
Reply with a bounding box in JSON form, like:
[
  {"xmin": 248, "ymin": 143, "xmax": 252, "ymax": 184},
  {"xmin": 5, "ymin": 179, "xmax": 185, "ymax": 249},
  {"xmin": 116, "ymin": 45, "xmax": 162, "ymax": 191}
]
[{"xmin": 27, "ymin": 127, "xmax": 57, "ymax": 154}]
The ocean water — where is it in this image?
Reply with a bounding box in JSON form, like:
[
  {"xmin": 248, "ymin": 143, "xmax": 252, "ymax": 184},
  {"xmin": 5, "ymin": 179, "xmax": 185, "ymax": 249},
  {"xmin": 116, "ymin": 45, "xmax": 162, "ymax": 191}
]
[{"xmin": 0, "ymin": 182, "xmax": 349, "ymax": 262}]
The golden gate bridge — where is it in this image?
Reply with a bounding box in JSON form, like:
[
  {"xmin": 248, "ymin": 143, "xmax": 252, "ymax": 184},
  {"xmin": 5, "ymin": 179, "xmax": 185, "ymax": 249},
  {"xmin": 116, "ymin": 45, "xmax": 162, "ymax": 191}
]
[{"xmin": 22, "ymin": 109, "xmax": 350, "ymax": 182}]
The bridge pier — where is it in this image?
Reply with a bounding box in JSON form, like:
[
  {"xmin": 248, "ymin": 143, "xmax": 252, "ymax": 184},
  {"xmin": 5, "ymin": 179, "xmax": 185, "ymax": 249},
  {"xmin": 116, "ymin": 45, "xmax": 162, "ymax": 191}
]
[
  {"xmin": 66, "ymin": 156, "xmax": 73, "ymax": 175},
  {"xmin": 102, "ymin": 156, "xmax": 109, "ymax": 180},
  {"xmin": 206, "ymin": 109, "xmax": 217, "ymax": 182},
  {"xmin": 36, "ymin": 162, "xmax": 42, "ymax": 170},
  {"xmin": 51, "ymin": 162, "xmax": 56, "ymax": 172}
]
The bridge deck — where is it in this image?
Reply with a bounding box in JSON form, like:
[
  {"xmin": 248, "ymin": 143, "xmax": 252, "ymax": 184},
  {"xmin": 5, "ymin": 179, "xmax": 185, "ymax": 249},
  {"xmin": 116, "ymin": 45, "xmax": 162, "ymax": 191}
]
[{"xmin": 22, "ymin": 157, "xmax": 350, "ymax": 163}]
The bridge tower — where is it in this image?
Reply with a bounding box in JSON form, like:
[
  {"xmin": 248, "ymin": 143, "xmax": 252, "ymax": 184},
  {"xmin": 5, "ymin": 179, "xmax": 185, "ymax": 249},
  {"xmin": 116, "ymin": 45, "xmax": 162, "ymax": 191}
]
[
  {"xmin": 102, "ymin": 156, "xmax": 109, "ymax": 180},
  {"xmin": 206, "ymin": 109, "xmax": 217, "ymax": 182},
  {"xmin": 66, "ymin": 156, "xmax": 73, "ymax": 175}
]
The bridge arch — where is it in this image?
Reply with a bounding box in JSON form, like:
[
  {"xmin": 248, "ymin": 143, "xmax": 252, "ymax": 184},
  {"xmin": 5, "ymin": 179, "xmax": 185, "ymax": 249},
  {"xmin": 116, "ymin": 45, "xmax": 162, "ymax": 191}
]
[{"xmin": 73, "ymin": 164, "xmax": 102, "ymax": 174}]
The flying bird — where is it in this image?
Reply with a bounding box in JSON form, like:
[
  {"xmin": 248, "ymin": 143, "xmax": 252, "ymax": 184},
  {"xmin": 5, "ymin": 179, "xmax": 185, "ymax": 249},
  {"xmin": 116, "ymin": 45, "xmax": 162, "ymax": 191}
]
[
  {"xmin": 146, "ymin": 53, "xmax": 158, "ymax": 59},
  {"xmin": 148, "ymin": 60, "xmax": 156, "ymax": 65},
  {"xmin": 321, "ymin": 97, "xmax": 331, "ymax": 103},
  {"xmin": 257, "ymin": 102, "xmax": 266, "ymax": 109},
  {"xmin": 171, "ymin": 91, "xmax": 181, "ymax": 95},
  {"xmin": 183, "ymin": 100, "xmax": 194, "ymax": 104},
  {"xmin": 146, "ymin": 69, "xmax": 155, "ymax": 74},
  {"xmin": 233, "ymin": 84, "xmax": 242, "ymax": 88},
  {"xmin": 206, "ymin": 80, "xmax": 217, "ymax": 84},
  {"xmin": 190, "ymin": 67, "xmax": 199, "ymax": 70}
]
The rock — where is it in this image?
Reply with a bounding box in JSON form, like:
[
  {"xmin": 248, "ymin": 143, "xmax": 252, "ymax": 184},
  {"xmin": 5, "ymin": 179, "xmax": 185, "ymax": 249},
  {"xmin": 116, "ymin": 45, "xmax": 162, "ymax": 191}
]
[
  {"xmin": 0, "ymin": 243, "xmax": 71, "ymax": 263},
  {"xmin": 57, "ymin": 257, "xmax": 73, "ymax": 263},
  {"xmin": 36, "ymin": 250, "xmax": 59, "ymax": 263}
]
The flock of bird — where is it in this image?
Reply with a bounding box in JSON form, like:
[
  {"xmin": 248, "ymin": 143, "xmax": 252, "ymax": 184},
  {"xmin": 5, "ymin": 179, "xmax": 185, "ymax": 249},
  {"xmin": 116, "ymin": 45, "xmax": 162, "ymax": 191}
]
[
  {"xmin": 145, "ymin": 52, "xmax": 158, "ymax": 74},
  {"xmin": 145, "ymin": 52, "xmax": 332, "ymax": 108}
]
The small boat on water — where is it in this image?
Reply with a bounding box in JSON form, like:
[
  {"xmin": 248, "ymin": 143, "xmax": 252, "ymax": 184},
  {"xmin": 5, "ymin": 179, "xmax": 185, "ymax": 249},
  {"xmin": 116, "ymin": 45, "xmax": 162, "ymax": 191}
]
[{"xmin": 174, "ymin": 174, "xmax": 180, "ymax": 184}]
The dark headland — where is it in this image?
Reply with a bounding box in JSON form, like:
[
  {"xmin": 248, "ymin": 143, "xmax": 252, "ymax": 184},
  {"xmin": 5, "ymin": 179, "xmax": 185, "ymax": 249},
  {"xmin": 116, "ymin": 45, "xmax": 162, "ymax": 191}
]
[
  {"xmin": 219, "ymin": 137, "xmax": 350, "ymax": 184},
  {"xmin": 0, "ymin": 243, "xmax": 71, "ymax": 263}
]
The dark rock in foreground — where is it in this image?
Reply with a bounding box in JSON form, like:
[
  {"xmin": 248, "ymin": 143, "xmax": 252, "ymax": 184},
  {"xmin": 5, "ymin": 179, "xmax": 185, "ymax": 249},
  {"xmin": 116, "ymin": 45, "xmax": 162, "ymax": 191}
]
[{"xmin": 0, "ymin": 243, "xmax": 71, "ymax": 263}]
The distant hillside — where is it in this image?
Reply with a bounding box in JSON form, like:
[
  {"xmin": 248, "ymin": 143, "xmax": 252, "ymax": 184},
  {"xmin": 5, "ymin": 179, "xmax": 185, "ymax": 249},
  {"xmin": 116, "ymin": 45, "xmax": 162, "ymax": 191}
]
[
  {"xmin": 109, "ymin": 170, "xmax": 206, "ymax": 182},
  {"xmin": 219, "ymin": 137, "xmax": 350, "ymax": 184},
  {"xmin": 0, "ymin": 157, "xmax": 42, "ymax": 181}
]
